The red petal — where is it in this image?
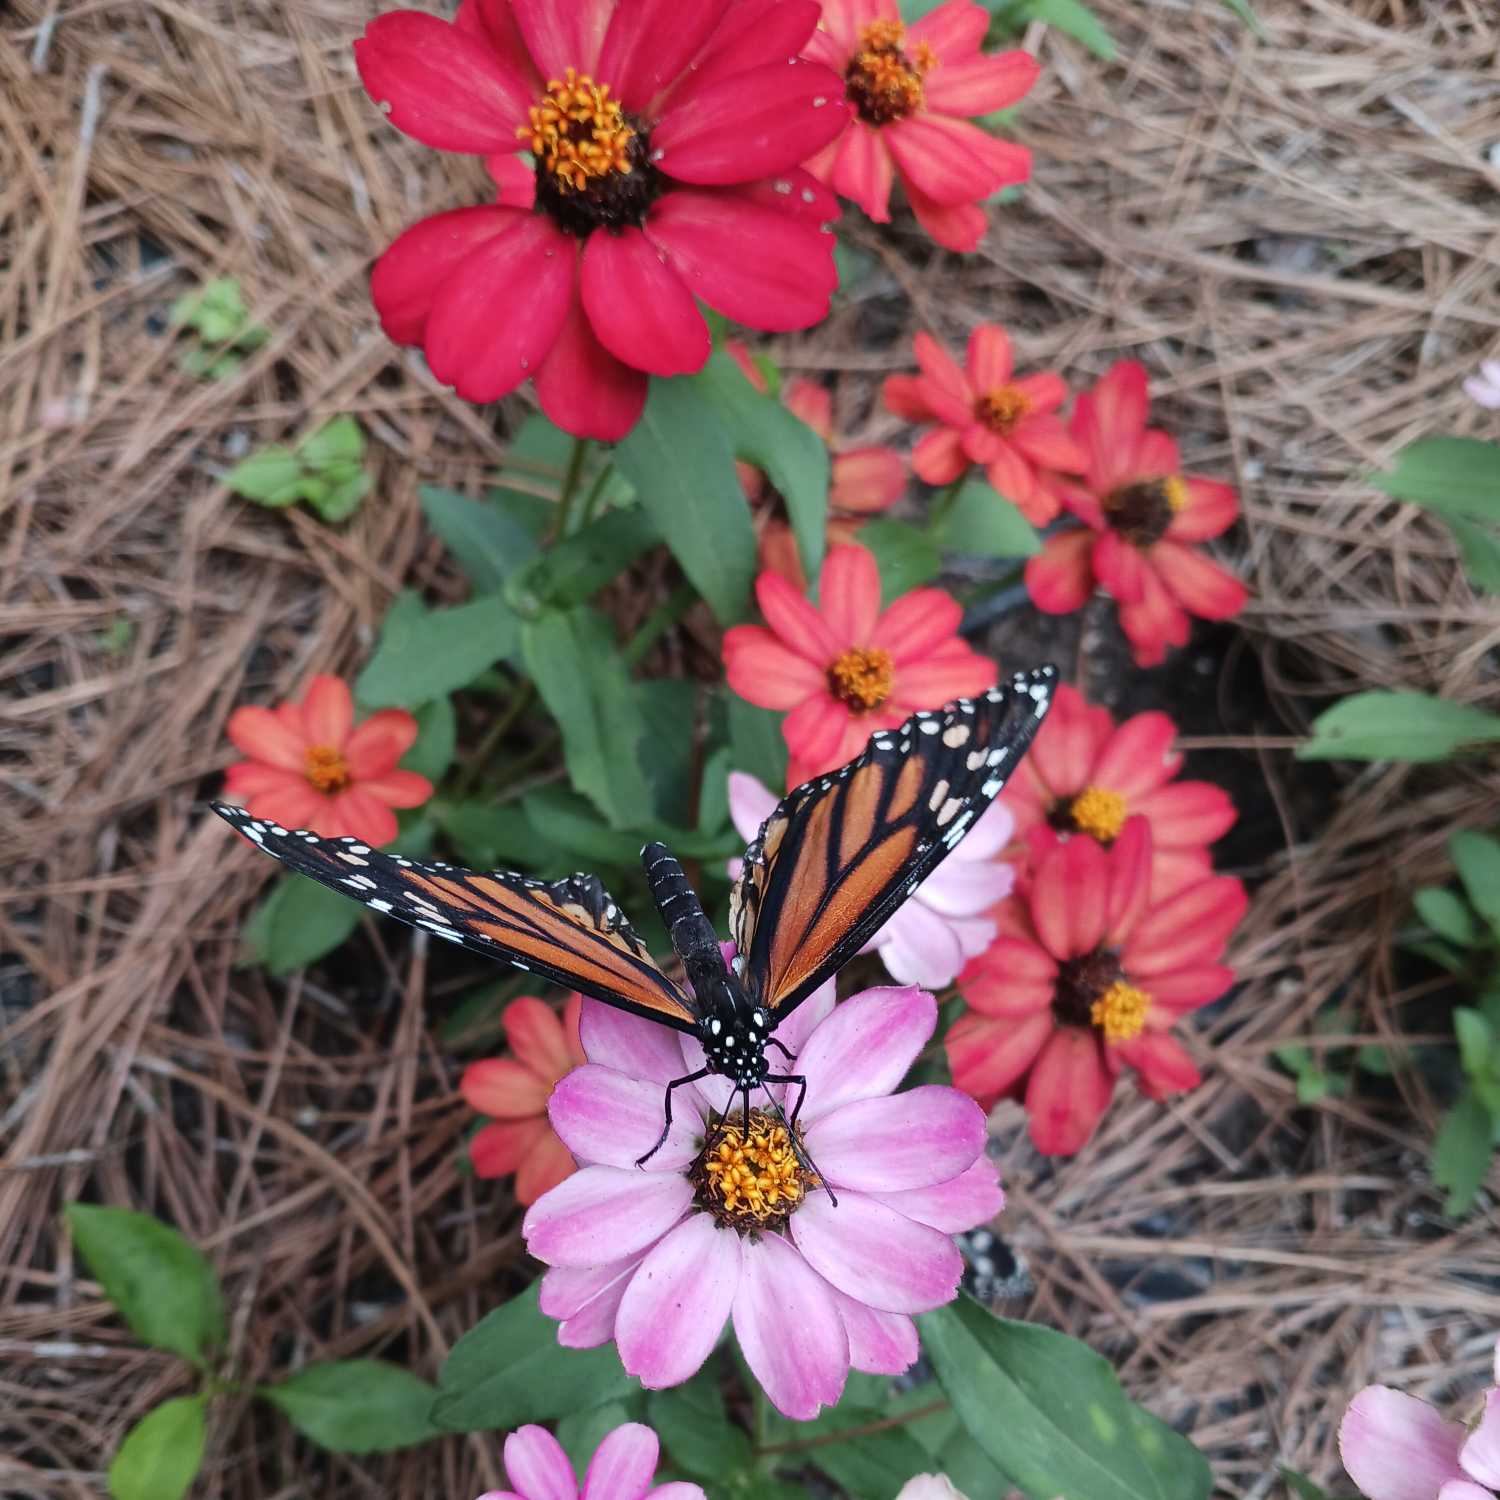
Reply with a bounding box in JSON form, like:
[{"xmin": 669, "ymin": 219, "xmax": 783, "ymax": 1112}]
[
  {"xmin": 1024, "ymin": 1027, "xmax": 1113, "ymax": 1156},
  {"xmin": 982, "ymin": 441, "xmax": 1038, "ymax": 509},
  {"xmin": 329, "ymin": 787, "xmax": 399, "ymax": 846},
  {"xmin": 782, "ymin": 693, "xmax": 851, "ymax": 768},
  {"xmin": 784, "ymin": 378, "xmax": 833, "ymax": 441},
  {"xmin": 581, "ymin": 227, "xmax": 709, "ymax": 376},
  {"xmin": 947, "ymin": 1012, "xmax": 1053, "ymax": 1101},
  {"xmin": 343, "ymin": 709, "xmax": 419, "ymax": 777},
  {"xmin": 1024, "ymin": 529, "xmax": 1095, "ymax": 614},
  {"xmin": 832, "ymin": 448, "xmax": 905, "ymax": 513},
  {"xmin": 961, "ymin": 937, "xmax": 1057, "ymax": 1017},
  {"xmin": 1011, "ymin": 413, "xmax": 1086, "ymax": 474},
  {"xmin": 1150, "ymin": 542, "xmax": 1249, "ymax": 620},
  {"xmin": 1030, "ymin": 835, "xmax": 1109, "ymax": 960},
  {"xmin": 226, "ymin": 704, "xmax": 306, "ymax": 770},
  {"xmin": 354, "ymin": 12, "xmax": 531, "ymax": 152},
  {"xmin": 1114, "ymin": 1032, "xmax": 1200, "ymax": 1099},
  {"xmin": 888, "ymin": 645, "xmax": 995, "ymax": 711},
  {"xmin": 248, "ymin": 783, "xmax": 328, "ymax": 834},
  {"xmin": 1146, "ymin": 964, "xmax": 1236, "ymax": 1011},
  {"xmin": 1090, "ymin": 710, "xmax": 1181, "ymax": 798},
  {"xmin": 905, "ymin": 178, "xmax": 991, "ymax": 253},
  {"xmin": 462, "ymin": 1055, "xmax": 549, "ymax": 1118},
  {"xmin": 966, "ymin": 323, "xmax": 1012, "ymax": 390},
  {"xmin": 534, "ymin": 292, "xmax": 649, "ymax": 440},
  {"xmin": 1030, "ymin": 683, "xmax": 1108, "ymax": 798},
  {"xmin": 1103, "ymin": 816, "xmax": 1153, "ymax": 946},
  {"xmin": 424, "ymin": 216, "xmax": 575, "ymax": 403},
  {"xmin": 723, "ymin": 625, "xmax": 826, "ymax": 708},
  {"xmin": 223, "ymin": 762, "xmax": 304, "ymax": 799},
  {"xmin": 1124, "ymin": 876, "xmax": 1248, "ymax": 975},
  {"xmin": 371, "ymin": 207, "xmax": 516, "ymax": 347},
  {"xmin": 300, "ymin": 676, "xmax": 354, "ymax": 750},
  {"xmin": 874, "ymin": 589, "xmax": 967, "ymax": 665},
  {"xmin": 1078, "ymin": 360, "xmax": 1150, "ymax": 487},
  {"xmin": 1169, "ymin": 477, "xmax": 1239, "ymax": 541},
  {"xmin": 1137, "ymin": 428, "xmax": 1179, "ymax": 476},
  {"xmin": 458, "ymin": 0, "xmax": 541, "ymax": 89},
  {"xmin": 663, "ymin": 0, "xmax": 822, "ymax": 99},
  {"xmin": 1135, "ymin": 780, "xmax": 1236, "ymax": 846},
  {"xmin": 912, "ymin": 427, "xmax": 968, "ymax": 485},
  {"xmin": 1092, "ymin": 529, "xmax": 1150, "ymax": 605},
  {"xmin": 486, "ymin": 152, "xmax": 537, "ymax": 208},
  {"xmin": 755, "ymin": 569, "xmax": 840, "ymax": 659},
  {"xmin": 883, "ymin": 373, "xmax": 935, "ymax": 423},
  {"xmin": 514, "ymin": 1128, "xmax": 579, "ymax": 1205},
  {"xmin": 510, "ymin": 0, "xmax": 611, "ymax": 78},
  {"xmin": 828, "ymin": 121, "xmax": 894, "ymax": 222},
  {"xmin": 885, "ymin": 114, "xmax": 1029, "ymax": 205},
  {"xmin": 470, "ymin": 1116, "xmax": 549, "ymax": 1177},
  {"xmin": 909, "ymin": 0, "xmax": 989, "ymax": 58},
  {"xmin": 504, "ymin": 995, "xmax": 576, "ymax": 1084},
  {"xmin": 820, "ymin": 544, "xmax": 882, "ymax": 647},
  {"xmin": 597, "ymin": 0, "xmax": 726, "ymax": 112},
  {"xmin": 961, "ymin": 422, "xmax": 1003, "ymax": 465},
  {"xmin": 914, "ymin": 329, "xmax": 972, "ymax": 410},
  {"xmin": 358, "ymin": 769, "xmax": 434, "ymax": 809},
  {"xmin": 1116, "ymin": 565, "xmax": 1188, "ymax": 668},
  {"xmin": 923, "ymin": 48, "xmax": 1038, "ymax": 115}
]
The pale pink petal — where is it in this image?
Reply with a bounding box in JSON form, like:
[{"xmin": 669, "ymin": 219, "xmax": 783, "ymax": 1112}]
[
  {"xmin": 504, "ymin": 1425, "xmax": 579, "ymax": 1500},
  {"xmin": 1460, "ymin": 1391, "xmax": 1500, "ymax": 1489},
  {"xmin": 582, "ymin": 1423, "xmax": 662, "ymax": 1500},
  {"xmin": 1339, "ymin": 1387, "xmax": 1467, "ymax": 1500},
  {"xmin": 872, "ymin": 1156, "xmax": 1003, "ymax": 1233},
  {"xmin": 830, "ymin": 1286, "xmax": 919, "ymax": 1376},
  {"xmin": 522, "ymin": 1165, "xmax": 693, "ymax": 1267},
  {"xmin": 807, "ymin": 1086, "xmax": 985, "ymax": 1191},
  {"xmin": 539, "ymin": 1256, "xmax": 643, "ymax": 1320},
  {"xmin": 871, "ymin": 902, "xmax": 967, "ymax": 988},
  {"xmin": 766, "ymin": 976, "xmax": 837, "ymax": 1059},
  {"xmin": 1440, "ymin": 1483, "xmax": 1496, "ymax": 1500},
  {"xmin": 579, "ymin": 998, "xmax": 692, "ymax": 1086},
  {"xmin": 916, "ymin": 857, "xmax": 1013, "ymax": 917},
  {"xmin": 549, "ymin": 1064, "xmax": 700, "ymax": 1171},
  {"xmin": 795, "ymin": 986, "xmax": 936, "ymax": 1124},
  {"xmin": 559, "ymin": 1269, "xmax": 632, "ymax": 1349},
  {"xmin": 728, "ymin": 770, "xmax": 780, "ymax": 843}
]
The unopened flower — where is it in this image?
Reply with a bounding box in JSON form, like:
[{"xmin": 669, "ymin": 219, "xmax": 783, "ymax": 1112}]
[
  {"xmin": 897, "ymin": 1479, "xmax": 970, "ymax": 1500},
  {"xmin": 356, "ymin": 0, "xmax": 850, "ymax": 439},
  {"xmin": 883, "ymin": 324, "xmax": 1085, "ymax": 523},
  {"xmin": 523, "ymin": 983, "xmax": 1003, "ymax": 1419},
  {"xmin": 947, "ymin": 818, "xmax": 1245, "ymax": 1154},
  {"xmin": 476, "ymin": 1420, "xmax": 705, "ymax": 1500},
  {"xmin": 722, "ymin": 543, "xmax": 995, "ymax": 783},
  {"xmin": 1000, "ymin": 683, "xmax": 1235, "ymax": 900},
  {"xmin": 805, "ymin": 0, "xmax": 1038, "ymax": 252},
  {"xmin": 728, "ymin": 770, "xmax": 1014, "ymax": 987},
  {"xmin": 1464, "ymin": 360, "xmax": 1500, "ymax": 410},
  {"xmin": 462, "ymin": 995, "xmax": 584, "ymax": 1205},
  {"xmin": 1024, "ymin": 361, "xmax": 1248, "ymax": 667},
  {"xmin": 224, "ymin": 675, "xmax": 431, "ymax": 845}
]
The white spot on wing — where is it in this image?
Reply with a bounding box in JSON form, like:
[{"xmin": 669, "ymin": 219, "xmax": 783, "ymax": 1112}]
[{"xmin": 942, "ymin": 724, "xmax": 970, "ymax": 748}]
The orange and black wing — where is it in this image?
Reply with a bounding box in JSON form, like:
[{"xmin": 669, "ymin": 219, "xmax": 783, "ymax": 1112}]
[
  {"xmin": 211, "ymin": 804, "xmax": 699, "ymax": 1032},
  {"xmin": 729, "ymin": 667, "xmax": 1056, "ymax": 1019}
]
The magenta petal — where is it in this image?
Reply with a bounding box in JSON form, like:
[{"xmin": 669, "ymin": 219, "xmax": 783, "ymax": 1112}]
[
  {"xmin": 581, "ymin": 1423, "xmax": 660, "ymax": 1500},
  {"xmin": 791, "ymin": 1190, "xmax": 962, "ymax": 1314},
  {"xmin": 581, "ymin": 228, "xmax": 710, "ymax": 375},
  {"xmin": 504, "ymin": 1426, "xmax": 578, "ymax": 1500},
  {"xmin": 580, "ymin": 998, "xmax": 688, "ymax": 1084},
  {"xmin": 662, "ymin": 0, "xmax": 821, "ymax": 100},
  {"xmin": 510, "ymin": 0, "xmax": 611, "ymax": 78},
  {"xmin": 806, "ymin": 1087, "xmax": 985, "ymax": 1192},
  {"xmin": 829, "ymin": 1285, "xmax": 919, "ymax": 1376},
  {"xmin": 769, "ymin": 976, "xmax": 837, "ymax": 1059},
  {"xmin": 732, "ymin": 1234, "xmax": 848, "ymax": 1419},
  {"xmin": 534, "ymin": 293, "xmax": 649, "ymax": 440},
  {"xmin": 523, "ymin": 1165, "xmax": 692, "ymax": 1267},
  {"xmin": 872, "ymin": 1157, "xmax": 1004, "ymax": 1233},
  {"xmin": 370, "ymin": 206, "xmax": 515, "ymax": 346},
  {"xmin": 615, "ymin": 1215, "xmax": 741, "ymax": 1388},
  {"xmin": 539, "ymin": 1256, "xmax": 643, "ymax": 1320},
  {"xmin": 1339, "ymin": 1387, "xmax": 1467, "ymax": 1500},
  {"xmin": 597, "ymin": 0, "xmax": 725, "ymax": 112},
  {"xmin": 795, "ymin": 986, "xmax": 937, "ymax": 1125},
  {"xmin": 549, "ymin": 1065, "xmax": 700, "ymax": 1171}
]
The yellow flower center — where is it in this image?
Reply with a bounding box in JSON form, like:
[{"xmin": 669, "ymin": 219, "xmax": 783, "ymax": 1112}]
[
  {"xmin": 520, "ymin": 68, "xmax": 636, "ymax": 195},
  {"xmin": 1089, "ymin": 979, "xmax": 1150, "ymax": 1045},
  {"xmin": 845, "ymin": 19, "xmax": 937, "ymax": 126},
  {"xmin": 693, "ymin": 1110, "xmax": 811, "ymax": 1233},
  {"xmin": 1163, "ymin": 475, "xmax": 1189, "ymax": 512},
  {"xmin": 303, "ymin": 744, "xmax": 351, "ymax": 794},
  {"xmin": 976, "ymin": 385, "xmax": 1032, "ymax": 435},
  {"xmin": 827, "ymin": 645, "xmax": 894, "ymax": 712},
  {"xmin": 1068, "ymin": 785, "xmax": 1127, "ymax": 842}
]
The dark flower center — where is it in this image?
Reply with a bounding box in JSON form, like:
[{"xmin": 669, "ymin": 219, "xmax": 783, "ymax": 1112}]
[
  {"xmin": 844, "ymin": 19, "xmax": 935, "ymax": 126},
  {"xmin": 975, "ymin": 385, "xmax": 1032, "ymax": 434},
  {"xmin": 690, "ymin": 1109, "xmax": 811, "ymax": 1234},
  {"xmin": 1052, "ymin": 948, "xmax": 1149, "ymax": 1043},
  {"xmin": 1101, "ymin": 476, "xmax": 1187, "ymax": 547}
]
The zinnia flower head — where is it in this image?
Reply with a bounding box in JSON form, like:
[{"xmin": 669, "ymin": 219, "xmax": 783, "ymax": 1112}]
[
  {"xmin": 804, "ymin": 0, "xmax": 1038, "ymax": 252},
  {"xmin": 946, "ymin": 818, "xmax": 1246, "ymax": 1154},
  {"xmin": 356, "ymin": 0, "xmax": 851, "ymax": 440},
  {"xmin": 224, "ymin": 675, "xmax": 432, "ymax": 846},
  {"xmin": 476, "ymin": 1420, "xmax": 705, "ymax": 1500},
  {"xmin": 722, "ymin": 543, "xmax": 996, "ymax": 784},
  {"xmin": 1464, "ymin": 359, "xmax": 1500, "ymax": 410},
  {"xmin": 728, "ymin": 770, "xmax": 1014, "ymax": 988},
  {"xmin": 523, "ymin": 980, "xmax": 1004, "ymax": 1419},
  {"xmin": 883, "ymin": 322, "xmax": 1085, "ymax": 524},
  {"xmin": 1001, "ymin": 683, "xmax": 1236, "ymax": 901},
  {"xmin": 461, "ymin": 994, "xmax": 584, "ymax": 1205},
  {"xmin": 1024, "ymin": 360, "xmax": 1249, "ymax": 667},
  {"xmin": 1340, "ymin": 1335, "xmax": 1500, "ymax": 1500}
]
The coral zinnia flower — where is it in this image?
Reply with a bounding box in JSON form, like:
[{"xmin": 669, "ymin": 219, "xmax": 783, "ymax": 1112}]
[
  {"xmin": 883, "ymin": 323, "xmax": 1085, "ymax": 524},
  {"xmin": 477, "ymin": 1420, "xmax": 706, "ymax": 1500},
  {"xmin": 722, "ymin": 543, "xmax": 995, "ymax": 784},
  {"xmin": 946, "ymin": 818, "xmax": 1246, "ymax": 1155},
  {"xmin": 524, "ymin": 982, "xmax": 1003, "ymax": 1419},
  {"xmin": 728, "ymin": 770, "xmax": 1014, "ymax": 987},
  {"xmin": 804, "ymin": 0, "xmax": 1038, "ymax": 252},
  {"xmin": 224, "ymin": 675, "xmax": 431, "ymax": 846},
  {"xmin": 462, "ymin": 994, "xmax": 584, "ymax": 1205},
  {"xmin": 1024, "ymin": 360, "xmax": 1249, "ymax": 668},
  {"xmin": 355, "ymin": 0, "xmax": 850, "ymax": 441},
  {"xmin": 728, "ymin": 341, "xmax": 906, "ymax": 589},
  {"xmin": 1000, "ymin": 684, "xmax": 1235, "ymax": 901}
]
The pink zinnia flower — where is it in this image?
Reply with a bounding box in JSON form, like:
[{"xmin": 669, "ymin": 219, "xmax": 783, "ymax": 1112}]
[
  {"xmin": 883, "ymin": 323, "xmax": 1085, "ymax": 524},
  {"xmin": 946, "ymin": 818, "xmax": 1246, "ymax": 1154},
  {"xmin": 728, "ymin": 770, "xmax": 1014, "ymax": 988},
  {"xmin": 1340, "ymin": 1336, "xmax": 1500, "ymax": 1500},
  {"xmin": 461, "ymin": 994, "xmax": 584, "ymax": 1205},
  {"xmin": 804, "ymin": 1, "xmax": 1038, "ymax": 252},
  {"xmin": 722, "ymin": 543, "xmax": 996, "ymax": 784},
  {"xmin": 1000, "ymin": 683, "xmax": 1235, "ymax": 901},
  {"xmin": 224, "ymin": 675, "xmax": 432, "ymax": 846},
  {"xmin": 355, "ymin": 0, "xmax": 851, "ymax": 440},
  {"xmin": 1464, "ymin": 360, "xmax": 1500, "ymax": 410},
  {"xmin": 523, "ymin": 983, "xmax": 1003, "ymax": 1419},
  {"xmin": 476, "ymin": 1420, "xmax": 704, "ymax": 1500},
  {"xmin": 1024, "ymin": 360, "xmax": 1248, "ymax": 667}
]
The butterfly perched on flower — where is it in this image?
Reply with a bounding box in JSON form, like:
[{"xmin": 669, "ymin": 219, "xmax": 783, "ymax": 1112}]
[{"xmin": 213, "ymin": 667, "xmax": 1056, "ymax": 1175}]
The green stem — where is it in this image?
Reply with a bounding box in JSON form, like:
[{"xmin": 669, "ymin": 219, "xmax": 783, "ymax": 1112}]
[
  {"xmin": 550, "ymin": 436, "xmax": 592, "ymax": 541},
  {"xmin": 621, "ymin": 581, "xmax": 698, "ymax": 668},
  {"xmin": 755, "ymin": 1397, "xmax": 951, "ymax": 1458},
  {"xmin": 578, "ymin": 460, "xmax": 615, "ymax": 526},
  {"xmin": 451, "ymin": 680, "xmax": 535, "ymax": 798}
]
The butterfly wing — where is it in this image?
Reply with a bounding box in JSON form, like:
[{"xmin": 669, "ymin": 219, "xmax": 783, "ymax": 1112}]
[
  {"xmin": 212, "ymin": 804, "xmax": 699, "ymax": 1032},
  {"xmin": 730, "ymin": 666, "xmax": 1056, "ymax": 1018}
]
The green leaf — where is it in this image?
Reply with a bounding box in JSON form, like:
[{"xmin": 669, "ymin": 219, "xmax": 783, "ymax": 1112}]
[
  {"xmin": 1295, "ymin": 1069, "xmax": 1335, "ymax": 1105},
  {"xmin": 356, "ymin": 592, "xmax": 519, "ymax": 709},
  {"xmin": 931, "ymin": 474, "xmax": 1041, "ymax": 558},
  {"xmin": 226, "ymin": 445, "xmax": 304, "ymax": 506},
  {"xmin": 109, "ymin": 1395, "xmax": 207, "ymax": 1500},
  {"xmin": 401, "ymin": 696, "xmax": 457, "ymax": 784},
  {"xmin": 171, "ymin": 277, "xmax": 247, "ymax": 333},
  {"xmin": 301, "ymin": 415, "xmax": 366, "ymax": 469},
  {"xmin": 259, "ymin": 1360, "xmax": 441, "ymax": 1453},
  {"xmin": 616, "ymin": 376, "xmax": 758, "ymax": 624},
  {"xmin": 243, "ymin": 872, "xmax": 364, "ymax": 976},
  {"xmin": 921, "ymin": 1294, "xmax": 1212, "ymax": 1500},
  {"xmin": 1369, "ymin": 436, "xmax": 1500, "ymax": 521},
  {"xmin": 694, "ymin": 350, "xmax": 830, "ymax": 582},
  {"xmin": 1297, "ymin": 691, "xmax": 1500, "ymax": 763},
  {"xmin": 1413, "ymin": 886, "xmax": 1478, "ymax": 948},
  {"xmin": 1444, "ymin": 516, "xmax": 1500, "ymax": 594},
  {"xmin": 1450, "ymin": 831, "xmax": 1500, "ymax": 943},
  {"xmin": 509, "ymin": 506, "xmax": 662, "ymax": 614},
  {"xmin": 1009, "ymin": 0, "xmax": 1115, "ymax": 59},
  {"xmin": 420, "ymin": 485, "xmax": 541, "ymax": 593},
  {"xmin": 698, "ymin": 745, "xmax": 733, "ymax": 836},
  {"xmin": 767, "ymin": 1406, "xmax": 931, "ymax": 1499},
  {"xmin": 1280, "ymin": 1467, "xmax": 1331, "ymax": 1500},
  {"xmin": 306, "ymin": 467, "xmax": 371, "ymax": 523},
  {"xmin": 432, "ymin": 1282, "xmax": 638, "ymax": 1432},
  {"xmin": 648, "ymin": 1365, "xmax": 751, "ymax": 1480},
  {"xmin": 518, "ymin": 785, "xmax": 649, "ymax": 870},
  {"xmin": 727, "ymin": 693, "xmax": 788, "ymax": 793},
  {"xmin": 1455, "ymin": 1008, "xmax": 1498, "ymax": 1079},
  {"xmin": 858, "ymin": 518, "xmax": 943, "ymax": 604},
  {"xmin": 634, "ymin": 678, "xmax": 701, "ymax": 827},
  {"xmin": 1355, "ymin": 1044, "xmax": 1396, "ymax": 1076},
  {"xmin": 65, "ymin": 1206, "xmax": 224, "ymax": 1365},
  {"xmin": 436, "ymin": 800, "xmax": 557, "ymax": 870},
  {"xmin": 1432, "ymin": 1086, "xmax": 1494, "ymax": 1215}
]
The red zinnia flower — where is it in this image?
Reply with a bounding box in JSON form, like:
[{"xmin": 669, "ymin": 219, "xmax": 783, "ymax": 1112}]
[
  {"xmin": 723, "ymin": 542, "xmax": 995, "ymax": 784},
  {"xmin": 804, "ymin": 0, "xmax": 1038, "ymax": 252},
  {"xmin": 946, "ymin": 819, "xmax": 1246, "ymax": 1155},
  {"xmin": 462, "ymin": 994, "xmax": 584, "ymax": 1205},
  {"xmin": 1000, "ymin": 684, "xmax": 1235, "ymax": 901},
  {"xmin": 882, "ymin": 323, "xmax": 1085, "ymax": 524},
  {"xmin": 356, "ymin": 0, "xmax": 851, "ymax": 441},
  {"xmin": 224, "ymin": 675, "xmax": 432, "ymax": 846},
  {"xmin": 1024, "ymin": 360, "xmax": 1249, "ymax": 667}
]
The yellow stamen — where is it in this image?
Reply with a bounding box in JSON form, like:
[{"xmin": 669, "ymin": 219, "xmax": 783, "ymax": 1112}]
[
  {"xmin": 697, "ymin": 1111, "xmax": 809, "ymax": 1230},
  {"xmin": 1068, "ymin": 785, "xmax": 1127, "ymax": 842},
  {"xmin": 519, "ymin": 68, "xmax": 635, "ymax": 195},
  {"xmin": 1164, "ymin": 475, "xmax": 1189, "ymax": 513},
  {"xmin": 845, "ymin": 19, "xmax": 936, "ymax": 126},
  {"xmin": 1090, "ymin": 979, "xmax": 1150, "ymax": 1044},
  {"xmin": 976, "ymin": 385, "xmax": 1032, "ymax": 435},
  {"xmin": 303, "ymin": 744, "xmax": 351, "ymax": 794},
  {"xmin": 827, "ymin": 646, "xmax": 894, "ymax": 712}
]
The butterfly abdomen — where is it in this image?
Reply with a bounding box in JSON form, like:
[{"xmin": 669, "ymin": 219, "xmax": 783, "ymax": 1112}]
[{"xmin": 640, "ymin": 842, "xmax": 721, "ymax": 963}]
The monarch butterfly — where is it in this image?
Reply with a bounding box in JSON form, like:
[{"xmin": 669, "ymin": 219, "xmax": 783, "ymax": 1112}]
[{"xmin": 213, "ymin": 665, "xmax": 1055, "ymax": 1184}]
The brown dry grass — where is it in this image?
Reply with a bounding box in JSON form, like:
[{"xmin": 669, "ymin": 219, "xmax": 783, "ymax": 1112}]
[{"xmin": 4, "ymin": 0, "xmax": 1500, "ymax": 1496}]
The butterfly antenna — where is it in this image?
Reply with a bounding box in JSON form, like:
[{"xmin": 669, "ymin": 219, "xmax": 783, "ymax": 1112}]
[{"xmin": 761, "ymin": 1085, "xmax": 837, "ymax": 1207}]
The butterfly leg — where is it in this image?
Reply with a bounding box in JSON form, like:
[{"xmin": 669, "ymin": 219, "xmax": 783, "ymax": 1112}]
[
  {"xmin": 763, "ymin": 1074, "xmax": 837, "ymax": 1207},
  {"xmin": 636, "ymin": 1067, "xmax": 711, "ymax": 1168}
]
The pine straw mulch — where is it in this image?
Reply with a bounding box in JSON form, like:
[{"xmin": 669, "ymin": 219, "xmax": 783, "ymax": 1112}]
[{"xmin": 4, "ymin": 0, "xmax": 1500, "ymax": 1495}]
